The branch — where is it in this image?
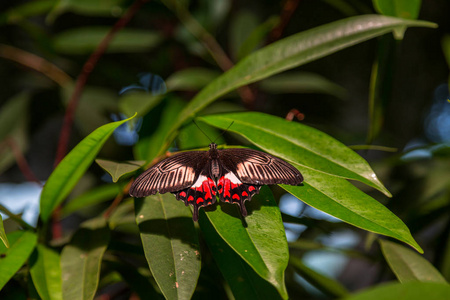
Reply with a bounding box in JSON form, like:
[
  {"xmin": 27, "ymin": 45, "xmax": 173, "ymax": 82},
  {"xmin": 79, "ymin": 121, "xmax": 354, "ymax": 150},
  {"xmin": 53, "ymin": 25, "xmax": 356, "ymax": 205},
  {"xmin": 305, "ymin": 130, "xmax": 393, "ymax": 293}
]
[
  {"xmin": 165, "ymin": 2, "xmax": 256, "ymax": 107},
  {"xmin": 268, "ymin": 0, "xmax": 301, "ymax": 43},
  {"xmin": 54, "ymin": 0, "xmax": 150, "ymax": 167},
  {"xmin": 0, "ymin": 44, "xmax": 73, "ymax": 87},
  {"xmin": 4, "ymin": 137, "xmax": 42, "ymax": 186}
]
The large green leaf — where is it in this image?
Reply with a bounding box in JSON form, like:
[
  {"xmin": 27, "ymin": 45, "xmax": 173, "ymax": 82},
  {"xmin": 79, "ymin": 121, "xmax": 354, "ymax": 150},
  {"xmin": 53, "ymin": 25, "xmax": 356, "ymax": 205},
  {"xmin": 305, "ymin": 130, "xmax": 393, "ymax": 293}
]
[
  {"xmin": 30, "ymin": 245, "xmax": 63, "ymax": 300},
  {"xmin": 283, "ymin": 168, "xmax": 421, "ymax": 252},
  {"xmin": 135, "ymin": 193, "xmax": 201, "ymax": 300},
  {"xmin": 342, "ymin": 281, "xmax": 450, "ymax": 300},
  {"xmin": 201, "ymin": 186, "xmax": 289, "ymax": 298},
  {"xmin": 199, "ymin": 112, "xmax": 390, "ymax": 196},
  {"xmin": 53, "ymin": 27, "xmax": 162, "ymax": 54},
  {"xmin": 160, "ymin": 15, "xmax": 436, "ymax": 151},
  {"xmin": 199, "ymin": 211, "xmax": 283, "ymax": 300},
  {"xmin": 60, "ymin": 218, "xmax": 110, "ymax": 300},
  {"xmin": 380, "ymin": 240, "xmax": 447, "ymax": 283},
  {"xmin": 0, "ymin": 215, "xmax": 8, "ymax": 248},
  {"xmin": 0, "ymin": 231, "xmax": 37, "ymax": 289},
  {"xmin": 40, "ymin": 114, "xmax": 135, "ymax": 223}
]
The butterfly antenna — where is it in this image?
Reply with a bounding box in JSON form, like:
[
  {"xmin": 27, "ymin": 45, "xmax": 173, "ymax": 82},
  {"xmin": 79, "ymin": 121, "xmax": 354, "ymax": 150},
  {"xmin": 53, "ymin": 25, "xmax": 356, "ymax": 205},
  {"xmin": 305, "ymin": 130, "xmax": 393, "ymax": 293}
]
[
  {"xmin": 193, "ymin": 119, "xmax": 213, "ymax": 143},
  {"xmin": 213, "ymin": 121, "xmax": 234, "ymax": 143}
]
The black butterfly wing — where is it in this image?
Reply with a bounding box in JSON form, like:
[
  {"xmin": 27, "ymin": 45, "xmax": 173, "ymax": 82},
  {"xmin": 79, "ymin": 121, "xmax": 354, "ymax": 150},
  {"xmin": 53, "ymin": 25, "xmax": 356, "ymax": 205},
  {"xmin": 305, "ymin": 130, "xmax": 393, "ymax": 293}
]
[
  {"xmin": 218, "ymin": 148, "xmax": 303, "ymax": 186},
  {"xmin": 129, "ymin": 151, "xmax": 209, "ymax": 198}
]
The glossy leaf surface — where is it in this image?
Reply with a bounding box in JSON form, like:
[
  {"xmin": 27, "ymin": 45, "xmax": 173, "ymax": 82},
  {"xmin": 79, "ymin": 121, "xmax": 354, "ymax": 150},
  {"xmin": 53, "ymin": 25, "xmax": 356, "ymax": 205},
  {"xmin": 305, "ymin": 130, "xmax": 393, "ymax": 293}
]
[
  {"xmin": 30, "ymin": 245, "xmax": 63, "ymax": 300},
  {"xmin": 201, "ymin": 186, "xmax": 289, "ymax": 298},
  {"xmin": 60, "ymin": 218, "xmax": 110, "ymax": 300},
  {"xmin": 135, "ymin": 193, "xmax": 201, "ymax": 300}
]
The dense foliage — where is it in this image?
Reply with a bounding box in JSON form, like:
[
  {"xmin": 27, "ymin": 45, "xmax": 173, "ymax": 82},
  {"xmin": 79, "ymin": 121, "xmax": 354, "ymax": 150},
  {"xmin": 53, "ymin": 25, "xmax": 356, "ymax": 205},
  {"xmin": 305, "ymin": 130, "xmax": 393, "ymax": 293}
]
[{"xmin": 0, "ymin": 0, "xmax": 449, "ymax": 299}]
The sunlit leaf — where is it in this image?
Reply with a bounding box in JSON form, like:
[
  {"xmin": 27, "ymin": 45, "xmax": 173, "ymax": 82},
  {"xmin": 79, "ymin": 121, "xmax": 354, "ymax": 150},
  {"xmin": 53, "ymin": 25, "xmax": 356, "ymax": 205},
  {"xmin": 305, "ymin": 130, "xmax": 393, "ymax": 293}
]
[
  {"xmin": 380, "ymin": 240, "xmax": 447, "ymax": 283},
  {"xmin": 61, "ymin": 218, "xmax": 110, "ymax": 300},
  {"xmin": 40, "ymin": 114, "xmax": 136, "ymax": 223},
  {"xmin": 0, "ymin": 231, "xmax": 37, "ymax": 289},
  {"xmin": 119, "ymin": 92, "xmax": 165, "ymax": 118},
  {"xmin": 53, "ymin": 27, "xmax": 162, "ymax": 54},
  {"xmin": 342, "ymin": 281, "xmax": 450, "ymax": 300},
  {"xmin": 135, "ymin": 193, "xmax": 201, "ymax": 300},
  {"xmin": 30, "ymin": 244, "xmax": 63, "ymax": 300},
  {"xmin": 201, "ymin": 187, "xmax": 289, "ymax": 298},
  {"xmin": 199, "ymin": 112, "xmax": 390, "ymax": 196},
  {"xmin": 283, "ymin": 168, "xmax": 422, "ymax": 253},
  {"xmin": 95, "ymin": 159, "xmax": 145, "ymax": 182},
  {"xmin": 200, "ymin": 210, "xmax": 284, "ymax": 299},
  {"xmin": 160, "ymin": 15, "xmax": 436, "ymax": 152}
]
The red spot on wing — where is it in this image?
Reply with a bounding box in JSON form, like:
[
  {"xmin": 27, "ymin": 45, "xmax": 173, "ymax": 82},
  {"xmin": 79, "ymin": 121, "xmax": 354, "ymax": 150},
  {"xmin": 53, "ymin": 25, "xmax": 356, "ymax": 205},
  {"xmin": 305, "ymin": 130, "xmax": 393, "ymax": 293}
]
[
  {"xmin": 197, "ymin": 198, "xmax": 204, "ymax": 204},
  {"xmin": 180, "ymin": 191, "xmax": 186, "ymax": 197},
  {"xmin": 188, "ymin": 195, "xmax": 194, "ymax": 202},
  {"xmin": 232, "ymin": 194, "xmax": 240, "ymax": 200},
  {"xmin": 248, "ymin": 186, "xmax": 256, "ymax": 192},
  {"xmin": 202, "ymin": 181, "xmax": 212, "ymax": 200},
  {"xmin": 242, "ymin": 191, "xmax": 248, "ymax": 197}
]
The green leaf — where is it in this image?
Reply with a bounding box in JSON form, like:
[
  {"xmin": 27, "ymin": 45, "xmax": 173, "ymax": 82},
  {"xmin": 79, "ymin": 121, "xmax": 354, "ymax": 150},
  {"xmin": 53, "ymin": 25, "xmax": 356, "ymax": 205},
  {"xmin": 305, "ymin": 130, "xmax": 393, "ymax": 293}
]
[
  {"xmin": 49, "ymin": 0, "xmax": 124, "ymax": 18},
  {"xmin": 283, "ymin": 168, "xmax": 422, "ymax": 252},
  {"xmin": 61, "ymin": 218, "xmax": 110, "ymax": 300},
  {"xmin": 30, "ymin": 245, "xmax": 63, "ymax": 300},
  {"xmin": 342, "ymin": 281, "xmax": 450, "ymax": 300},
  {"xmin": 0, "ymin": 231, "xmax": 37, "ymax": 290},
  {"xmin": 200, "ymin": 112, "xmax": 390, "ymax": 196},
  {"xmin": 200, "ymin": 211, "xmax": 283, "ymax": 300},
  {"xmin": 95, "ymin": 159, "xmax": 145, "ymax": 182},
  {"xmin": 373, "ymin": 0, "xmax": 422, "ymax": 20},
  {"xmin": 0, "ymin": 92, "xmax": 30, "ymax": 142},
  {"xmin": 135, "ymin": 193, "xmax": 201, "ymax": 300},
  {"xmin": 201, "ymin": 186, "xmax": 289, "ymax": 298},
  {"xmin": 162, "ymin": 15, "xmax": 436, "ymax": 149},
  {"xmin": 380, "ymin": 240, "xmax": 447, "ymax": 283},
  {"xmin": 289, "ymin": 256, "xmax": 348, "ymax": 298},
  {"xmin": 61, "ymin": 184, "xmax": 120, "ymax": 217},
  {"xmin": 0, "ymin": 0, "xmax": 55, "ymax": 25},
  {"xmin": 229, "ymin": 10, "xmax": 259, "ymax": 60},
  {"xmin": 40, "ymin": 114, "xmax": 136, "ymax": 223},
  {"xmin": 237, "ymin": 15, "xmax": 279, "ymax": 60},
  {"xmin": 53, "ymin": 27, "xmax": 162, "ymax": 54},
  {"xmin": 134, "ymin": 98, "xmax": 185, "ymax": 162},
  {"xmin": 259, "ymin": 71, "xmax": 347, "ymax": 99},
  {"xmin": 0, "ymin": 215, "xmax": 8, "ymax": 248},
  {"xmin": 165, "ymin": 68, "xmax": 221, "ymax": 92}
]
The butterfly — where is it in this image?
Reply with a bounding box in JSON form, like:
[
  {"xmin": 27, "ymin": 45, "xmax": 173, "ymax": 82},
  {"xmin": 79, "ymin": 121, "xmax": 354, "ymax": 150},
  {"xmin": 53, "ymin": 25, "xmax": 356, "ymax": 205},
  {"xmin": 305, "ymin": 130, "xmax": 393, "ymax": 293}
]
[{"xmin": 129, "ymin": 143, "xmax": 303, "ymax": 221}]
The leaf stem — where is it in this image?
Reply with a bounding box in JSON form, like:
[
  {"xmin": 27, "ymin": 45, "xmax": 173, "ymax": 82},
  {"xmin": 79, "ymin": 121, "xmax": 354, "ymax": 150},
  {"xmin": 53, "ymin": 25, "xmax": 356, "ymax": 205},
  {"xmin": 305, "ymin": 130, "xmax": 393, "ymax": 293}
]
[{"xmin": 0, "ymin": 204, "xmax": 35, "ymax": 231}]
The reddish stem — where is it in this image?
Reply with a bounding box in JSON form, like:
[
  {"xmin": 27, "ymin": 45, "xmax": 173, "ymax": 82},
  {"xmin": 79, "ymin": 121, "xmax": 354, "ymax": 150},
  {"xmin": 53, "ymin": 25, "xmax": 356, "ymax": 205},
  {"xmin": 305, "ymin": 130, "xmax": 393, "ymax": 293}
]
[
  {"xmin": 4, "ymin": 137, "xmax": 42, "ymax": 185},
  {"xmin": 268, "ymin": 0, "xmax": 301, "ymax": 43},
  {"xmin": 51, "ymin": 0, "xmax": 150, "ymax": 240},
  {"xmin": 54, "ymin": 0, "xmax": 150, "ymax": 167}
]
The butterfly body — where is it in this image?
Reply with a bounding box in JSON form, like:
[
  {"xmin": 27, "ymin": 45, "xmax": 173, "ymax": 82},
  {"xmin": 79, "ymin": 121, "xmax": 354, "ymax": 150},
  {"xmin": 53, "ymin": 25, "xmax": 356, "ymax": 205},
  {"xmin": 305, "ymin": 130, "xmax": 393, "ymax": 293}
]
[{"xmin": 129, "ymin": 143, "xmax": 303, "ymax": 221}]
